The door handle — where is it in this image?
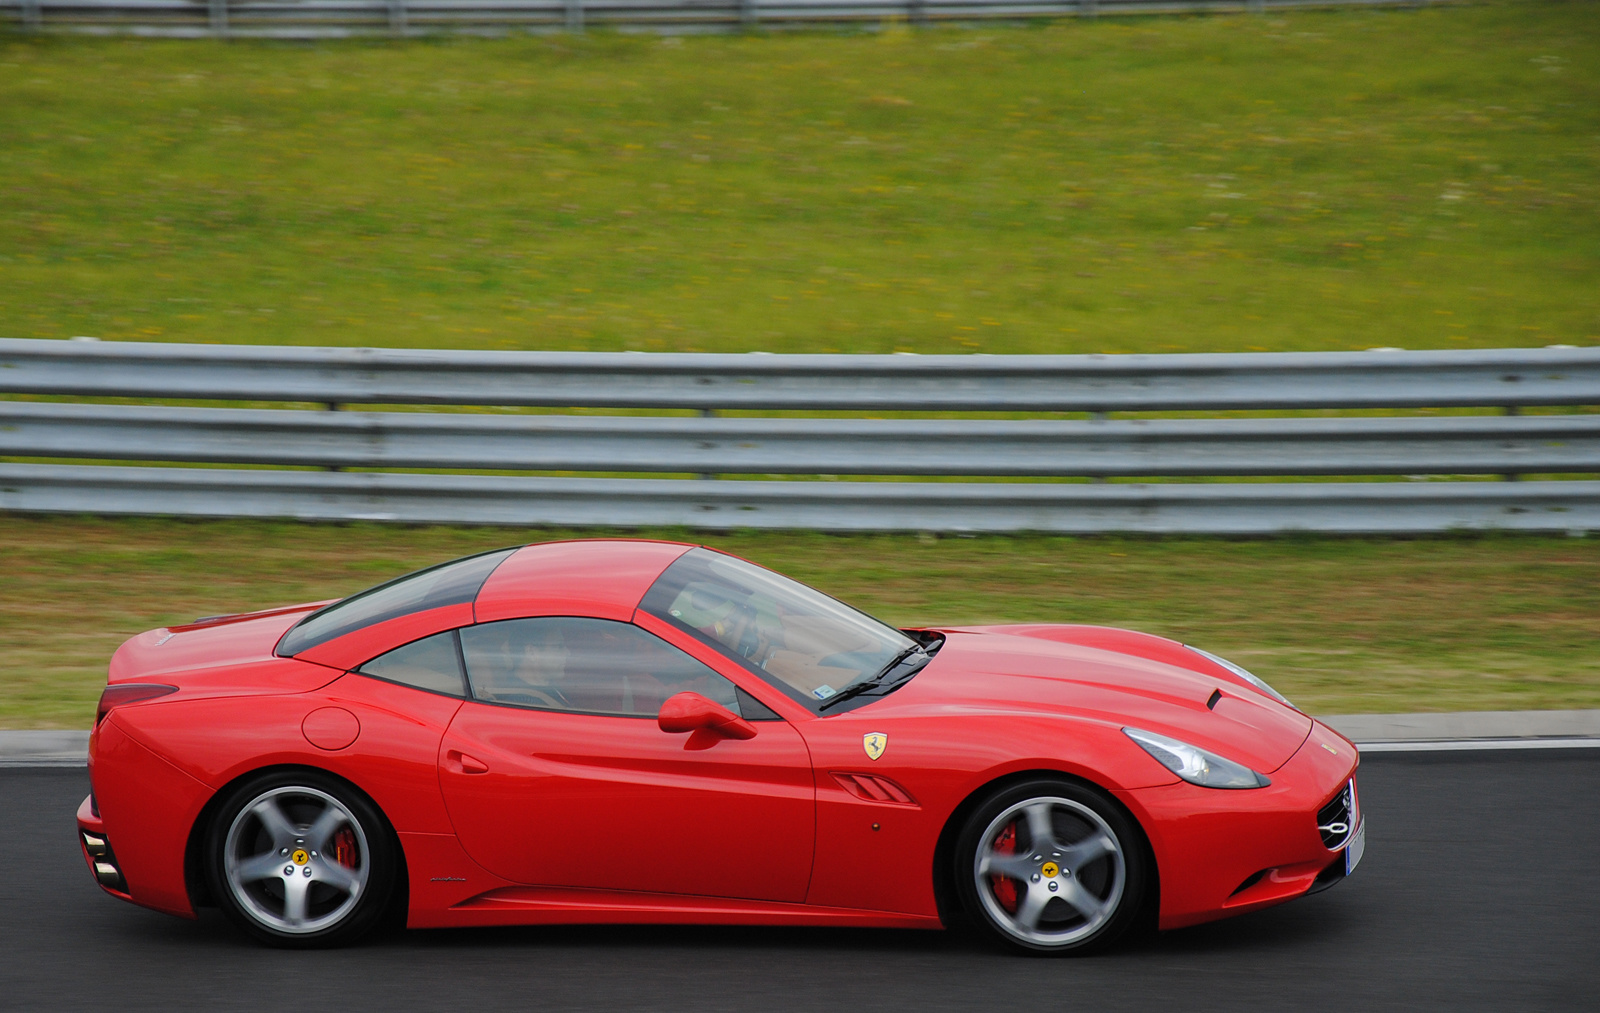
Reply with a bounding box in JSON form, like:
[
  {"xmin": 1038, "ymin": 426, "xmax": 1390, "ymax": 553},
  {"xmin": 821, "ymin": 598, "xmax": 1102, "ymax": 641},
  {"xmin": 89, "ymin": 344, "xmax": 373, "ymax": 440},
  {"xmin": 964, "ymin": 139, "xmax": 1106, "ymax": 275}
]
[{"xmin": 445, "ymin": 749, "xmax": 489, "ymax": 775}]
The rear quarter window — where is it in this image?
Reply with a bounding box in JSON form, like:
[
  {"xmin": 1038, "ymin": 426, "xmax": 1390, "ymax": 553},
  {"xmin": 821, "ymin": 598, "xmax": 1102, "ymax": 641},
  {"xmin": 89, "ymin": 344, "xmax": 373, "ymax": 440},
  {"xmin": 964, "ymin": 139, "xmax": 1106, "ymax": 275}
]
[
  {"xmin": 276, "ymin": 548, "xmax": 516, "ymax": 657},
  {"xmin": 357, "ymin": 631, "xmax": 468, "ymax": 698}
]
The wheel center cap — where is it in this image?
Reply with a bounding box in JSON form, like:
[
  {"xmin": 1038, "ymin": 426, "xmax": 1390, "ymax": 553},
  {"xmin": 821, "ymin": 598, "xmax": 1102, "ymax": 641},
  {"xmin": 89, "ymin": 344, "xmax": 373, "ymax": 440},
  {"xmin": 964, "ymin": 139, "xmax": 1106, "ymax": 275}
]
[
  {"xmin": 292, "ymin": 849, "xmax": 310, "ymax": 866},
  {"xmin": 1040, "ymin": 861, "xmax": 1059, "ymax": 879}
]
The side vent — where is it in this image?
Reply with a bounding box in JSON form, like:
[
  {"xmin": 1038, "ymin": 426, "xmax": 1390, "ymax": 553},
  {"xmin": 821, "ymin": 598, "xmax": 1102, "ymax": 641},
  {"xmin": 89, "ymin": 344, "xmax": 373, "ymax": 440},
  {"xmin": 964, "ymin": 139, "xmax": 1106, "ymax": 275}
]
[
  {"xmin": 1230, "ymin": 868, "xmax": 1270, "ymax": 896},
  {"xmin": 831, "ymin": 772, "xmax": 918, "ymax": 807}
]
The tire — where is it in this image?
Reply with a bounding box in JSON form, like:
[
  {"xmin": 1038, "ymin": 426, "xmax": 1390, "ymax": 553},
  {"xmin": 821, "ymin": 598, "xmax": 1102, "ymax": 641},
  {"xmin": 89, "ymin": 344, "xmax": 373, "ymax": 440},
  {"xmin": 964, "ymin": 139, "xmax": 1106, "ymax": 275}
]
[
  {"xmin": 204, "ymin": 770, "xmax": 397, "ymax": 948},
  {"xmin": 953, "ymin": 777, "xmax": 1149, "ymax": 955}
]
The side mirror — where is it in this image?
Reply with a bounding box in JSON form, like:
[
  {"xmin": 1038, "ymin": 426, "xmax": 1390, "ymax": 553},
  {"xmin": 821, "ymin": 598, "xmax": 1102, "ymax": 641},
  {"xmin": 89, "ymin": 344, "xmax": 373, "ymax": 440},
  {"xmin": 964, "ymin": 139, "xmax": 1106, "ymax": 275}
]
[{"xmin": 658, "ymin": 692, "xmax": 757, "ymax": 741}]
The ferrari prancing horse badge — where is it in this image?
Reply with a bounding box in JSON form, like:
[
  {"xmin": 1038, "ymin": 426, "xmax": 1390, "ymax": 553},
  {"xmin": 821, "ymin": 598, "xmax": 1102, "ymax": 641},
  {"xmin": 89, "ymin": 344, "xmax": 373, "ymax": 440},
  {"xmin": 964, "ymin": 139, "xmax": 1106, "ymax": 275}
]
[{"xmin": 863, "ymin": 732, "xmax": 888, "ymax": 761}]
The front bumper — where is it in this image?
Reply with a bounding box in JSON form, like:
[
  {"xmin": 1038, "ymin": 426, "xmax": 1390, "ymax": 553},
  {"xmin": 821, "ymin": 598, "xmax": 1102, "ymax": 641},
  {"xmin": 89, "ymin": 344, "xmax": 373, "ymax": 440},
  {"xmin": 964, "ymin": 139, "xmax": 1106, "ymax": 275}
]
[{"xmin": 1119, "ymin": 719, "xmax": 1363, "ymax": 930}]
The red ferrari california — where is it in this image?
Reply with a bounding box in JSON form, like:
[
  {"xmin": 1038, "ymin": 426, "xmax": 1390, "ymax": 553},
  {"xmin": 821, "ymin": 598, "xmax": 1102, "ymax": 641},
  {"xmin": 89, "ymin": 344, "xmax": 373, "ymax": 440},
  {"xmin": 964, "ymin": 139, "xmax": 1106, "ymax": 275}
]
[{"xmin": 79, "ymin": 539, "xmax": 1363, "ymax": 952}]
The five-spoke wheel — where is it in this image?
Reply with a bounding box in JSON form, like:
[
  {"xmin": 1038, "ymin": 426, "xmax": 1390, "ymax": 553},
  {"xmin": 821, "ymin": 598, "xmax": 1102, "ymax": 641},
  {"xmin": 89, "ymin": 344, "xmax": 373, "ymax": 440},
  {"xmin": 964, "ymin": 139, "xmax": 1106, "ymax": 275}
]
[
  {"xmin": 955, "ymin": 779, "xmax": 1148, "ymax": 954},
  {"xmin": 205, "ymin": 772, "xmax": 395, "ymax": 947}
]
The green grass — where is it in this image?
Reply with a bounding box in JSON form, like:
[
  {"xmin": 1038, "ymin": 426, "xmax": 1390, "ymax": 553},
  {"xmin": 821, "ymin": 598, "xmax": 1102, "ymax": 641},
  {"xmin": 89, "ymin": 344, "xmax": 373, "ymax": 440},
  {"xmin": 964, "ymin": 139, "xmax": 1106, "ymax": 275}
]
[
  {"xmin": 3, "ymin": 517, "xmax": 1597, "ymax": 729},
  {"xmin": 2, "ymin": 2, "xmax": 1597, "ymax": 355},
  {"xmin": 3, "ymin": 8, "xmax": 1598, "ymax": 729}
]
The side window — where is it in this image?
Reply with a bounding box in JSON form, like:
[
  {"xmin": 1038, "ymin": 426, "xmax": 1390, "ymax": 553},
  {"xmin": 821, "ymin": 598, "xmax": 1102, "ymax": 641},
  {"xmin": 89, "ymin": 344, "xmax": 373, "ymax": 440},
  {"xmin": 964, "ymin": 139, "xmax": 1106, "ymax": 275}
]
[
  {"xmin": 459, "ymin": 617, "xmax": 742, "ymax": 719},
  {"xmin": 357, "ymin": 631, "xmax": 467, "ymax": 698}
]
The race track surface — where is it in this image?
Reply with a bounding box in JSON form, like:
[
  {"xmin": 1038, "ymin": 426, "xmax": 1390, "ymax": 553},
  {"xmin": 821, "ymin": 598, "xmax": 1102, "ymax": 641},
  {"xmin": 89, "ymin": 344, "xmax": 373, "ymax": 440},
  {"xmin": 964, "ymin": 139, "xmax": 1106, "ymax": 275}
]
[{"xmin": 4, "ymin": 752, "xmax": 1596, "ymax": 1012}]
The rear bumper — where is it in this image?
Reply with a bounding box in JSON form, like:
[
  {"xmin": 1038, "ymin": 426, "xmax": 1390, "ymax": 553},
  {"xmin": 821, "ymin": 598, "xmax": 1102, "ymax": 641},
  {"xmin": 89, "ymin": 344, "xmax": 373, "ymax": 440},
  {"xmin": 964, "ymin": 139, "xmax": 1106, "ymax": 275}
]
[
  {"xmin": 76, "ymin": 793, "xmax": 134, "ymax": 901},
  {"xmin": 1120, "ymin": 719, "xmax": 1362, "ymax": 931},
  {"xmin": 79, "ymin": 717, "xmax": 210, "ymax": 918}
]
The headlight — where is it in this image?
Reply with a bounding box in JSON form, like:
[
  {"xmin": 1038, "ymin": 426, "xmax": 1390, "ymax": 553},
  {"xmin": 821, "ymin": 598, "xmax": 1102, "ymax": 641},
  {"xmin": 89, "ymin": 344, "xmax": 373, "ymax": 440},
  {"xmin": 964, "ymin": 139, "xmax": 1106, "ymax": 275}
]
[
  {"xmin": 1124, "ymin": 727, "xmax": 1271, "ymax": 789},
  {"xmin": 1188, "ymin": 645, "xmax": 1296, "ymax": 709}
]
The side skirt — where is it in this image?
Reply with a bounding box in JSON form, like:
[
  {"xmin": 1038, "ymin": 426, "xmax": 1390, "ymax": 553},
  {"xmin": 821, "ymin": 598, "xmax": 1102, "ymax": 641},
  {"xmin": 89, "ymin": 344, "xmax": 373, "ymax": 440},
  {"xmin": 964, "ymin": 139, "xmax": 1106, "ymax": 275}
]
[{"xmin": 410, "ymin": 885, "xmax": 944, "ymax": 930}]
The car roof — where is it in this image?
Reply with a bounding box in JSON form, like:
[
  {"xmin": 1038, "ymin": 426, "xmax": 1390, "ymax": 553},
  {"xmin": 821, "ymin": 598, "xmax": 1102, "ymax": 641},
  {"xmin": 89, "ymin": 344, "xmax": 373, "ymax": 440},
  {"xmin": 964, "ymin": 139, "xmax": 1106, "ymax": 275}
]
[{"xmin": 473, "ymin": 539, "xmax": 698, "ymax": 623}]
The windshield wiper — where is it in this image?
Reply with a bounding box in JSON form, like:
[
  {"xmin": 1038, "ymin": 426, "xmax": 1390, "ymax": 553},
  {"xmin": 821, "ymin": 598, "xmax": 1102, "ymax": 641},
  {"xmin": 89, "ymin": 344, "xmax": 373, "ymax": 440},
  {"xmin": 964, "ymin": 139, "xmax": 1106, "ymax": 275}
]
[
  {"xmin": 817, "ymin": 644, "xmax": 927, "ymax": 712},
  {"xmin": 875, "ymin": 642, "xmax": 928, "ymax": 680}
]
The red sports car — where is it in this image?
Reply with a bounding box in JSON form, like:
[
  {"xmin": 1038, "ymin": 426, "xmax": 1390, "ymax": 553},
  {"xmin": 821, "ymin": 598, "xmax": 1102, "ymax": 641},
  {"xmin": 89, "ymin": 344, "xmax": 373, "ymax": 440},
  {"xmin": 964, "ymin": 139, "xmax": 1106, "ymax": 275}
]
[{"xmin": 79, "ymin": 539, "xmax": 1363, "ymax": 952}]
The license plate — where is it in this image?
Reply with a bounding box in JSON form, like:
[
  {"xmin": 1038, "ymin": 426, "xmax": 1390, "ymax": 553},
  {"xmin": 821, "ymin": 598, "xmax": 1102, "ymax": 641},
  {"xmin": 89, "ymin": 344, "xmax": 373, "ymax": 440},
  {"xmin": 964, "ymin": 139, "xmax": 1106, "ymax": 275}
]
[{"xmin": 1345, "ymin": 820, "xmax": 1366, "ymax": 876}]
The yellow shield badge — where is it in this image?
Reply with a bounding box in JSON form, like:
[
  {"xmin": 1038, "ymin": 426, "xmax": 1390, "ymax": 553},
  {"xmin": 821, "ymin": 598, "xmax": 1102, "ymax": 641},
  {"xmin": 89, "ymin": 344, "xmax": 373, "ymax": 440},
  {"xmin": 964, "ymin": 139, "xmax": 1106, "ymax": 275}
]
[{"xmin": 862, "ymin": 732, "xmax": 888, "ymax": 761}]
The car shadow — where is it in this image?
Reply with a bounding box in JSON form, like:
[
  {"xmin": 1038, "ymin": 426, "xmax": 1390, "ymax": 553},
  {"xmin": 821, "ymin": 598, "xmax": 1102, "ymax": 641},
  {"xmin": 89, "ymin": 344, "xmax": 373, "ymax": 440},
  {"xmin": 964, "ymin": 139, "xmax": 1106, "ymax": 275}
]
[{"xmin": 151, "ymin": 889, "xmax": 1357, "ymax": 959}]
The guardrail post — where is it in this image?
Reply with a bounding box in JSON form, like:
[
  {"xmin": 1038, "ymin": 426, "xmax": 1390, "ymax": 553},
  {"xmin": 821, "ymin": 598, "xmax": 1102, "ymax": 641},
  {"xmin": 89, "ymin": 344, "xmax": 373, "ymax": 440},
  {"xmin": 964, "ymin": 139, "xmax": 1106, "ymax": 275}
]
[
  {"xmin": 324, "ymin": 402, "xmax": 343, "ymax": 471},
  {"xmin": 1248, "ymin": 0, "xmax": 1264, "ymax": 12},
  {"xmin": 208, "ymin": 0, "xmax": 229, "ymax": 37},
  {"xmin": 1080, "ymin": 0, "xmax": 1096, "ymax": 16},
  {"xmin": 1089, "ymin": 410, "xmax": 1108, "ymax": 481},
  {"xmin": 565, "ymin": 0, "xmax": 583, "ymax": 32},
  {"xmin": 1502, "ymin": 405, "xmax": 1520, "ymax": 481},
  {"xmin": 908, "ymin": 0, "xmax": 926, "ymax": 27},
  {"xmin": 739, "ymin": 0, "xmax": 756, "ymax": 30},
  {"xmin": 698, "ymin": 408, "xmax": 718, "ymax": 480},
  {"xmin": 388, "ymin": 0, "xmax": 407, "ymax": 35},
  {"xmin": 22, "ymin": 0, "xmax": 42, "ymax": 31}
]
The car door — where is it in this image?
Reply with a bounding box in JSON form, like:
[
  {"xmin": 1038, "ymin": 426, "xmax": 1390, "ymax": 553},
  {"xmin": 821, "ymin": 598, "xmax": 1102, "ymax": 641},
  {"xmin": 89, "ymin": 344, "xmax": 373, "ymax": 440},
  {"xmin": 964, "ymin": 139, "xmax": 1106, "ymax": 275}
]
[{"xmin": 437, "ymin": 615, "xmax": 816, "ymax": 903}]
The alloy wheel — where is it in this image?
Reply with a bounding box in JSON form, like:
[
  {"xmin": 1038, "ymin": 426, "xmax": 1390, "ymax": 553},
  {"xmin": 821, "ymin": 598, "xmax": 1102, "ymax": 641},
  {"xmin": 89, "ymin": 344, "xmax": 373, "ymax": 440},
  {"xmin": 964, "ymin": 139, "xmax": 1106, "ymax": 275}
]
[
  {"xmin": 971, "ymin": 795, "xmax": 1127, "ymax": 948},
  {"xmin": 222, "ymin": 785, "xmax": 371, "ymax": 935}
]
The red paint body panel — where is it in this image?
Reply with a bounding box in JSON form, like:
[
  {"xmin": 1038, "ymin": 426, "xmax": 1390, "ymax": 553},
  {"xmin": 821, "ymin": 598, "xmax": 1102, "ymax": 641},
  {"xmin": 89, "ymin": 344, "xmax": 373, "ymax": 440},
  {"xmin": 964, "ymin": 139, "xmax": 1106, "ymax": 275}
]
[
  {"xmin": 82, "ymin": 538, "xmax": 1361, "ymax": 941},
  {"xmin": 88, "ymin": 717, "xmax": 212, "ymax": 917},
  {"xmin": 110, "ymin": 617, "xmax": 340, "ymax": 694},
  {"xmin": 887, "ymin": 630, "xmax": 1310, "ymax": 774},
  {"xmin": 108, "ymin": 674, "xmax": 463, "ymax": 835},
  {"xmin": 1124, "ymin": 719, "xmax": 1358, "ymax": 930},
  {"xmin": 961, "ymin": 624, "xmax": 1305, "ymax": 726},
  {"xmin": 439, "ymin": 700, "xmax": 816, "ymax": 902},
  {"xmin": 425, "ymin": 886, "xmax": 941, "ymax": 930},
  {"xmin": 397, "ymin": 831, "xmax": 516, "ymax": 925},
  {"xmin": 473, "ymin": 540, "xmax": 692, "ymax": 623}
]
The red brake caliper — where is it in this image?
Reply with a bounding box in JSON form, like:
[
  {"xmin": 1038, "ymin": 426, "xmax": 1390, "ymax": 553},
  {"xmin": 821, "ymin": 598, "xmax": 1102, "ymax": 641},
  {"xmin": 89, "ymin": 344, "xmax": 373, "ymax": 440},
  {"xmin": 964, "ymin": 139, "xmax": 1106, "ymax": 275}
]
[
  {"xmin": 331, "ymin": 828, "xmax": 359, "ymax": 869},
  {"xmin": 990, "ymin": 822, "xmax": 1019, "ymax": 913}
]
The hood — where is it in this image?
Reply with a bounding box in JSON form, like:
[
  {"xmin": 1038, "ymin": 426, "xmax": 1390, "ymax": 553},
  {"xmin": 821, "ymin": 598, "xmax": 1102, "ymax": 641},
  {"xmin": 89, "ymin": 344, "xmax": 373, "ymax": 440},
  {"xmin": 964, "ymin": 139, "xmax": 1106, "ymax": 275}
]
[
  {"xmin": 107, "ymin": 602, "xmax": 341, "ymax": 698},
  {"xmin": 889, "ymin": 626, "xmax": 1311, "ymax": 774}
]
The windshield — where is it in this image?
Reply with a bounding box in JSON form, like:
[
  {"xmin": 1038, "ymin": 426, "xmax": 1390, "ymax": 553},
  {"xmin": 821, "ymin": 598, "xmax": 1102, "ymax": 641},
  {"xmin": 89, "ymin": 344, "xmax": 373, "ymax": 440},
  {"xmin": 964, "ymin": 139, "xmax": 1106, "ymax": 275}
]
[
  {"xmin": 639, "ymin": 547, "xmax": 916, "ymax": 709},
  {"xmin": 276, "ymin": 547, "xmax": 516, "ymax": 657}
]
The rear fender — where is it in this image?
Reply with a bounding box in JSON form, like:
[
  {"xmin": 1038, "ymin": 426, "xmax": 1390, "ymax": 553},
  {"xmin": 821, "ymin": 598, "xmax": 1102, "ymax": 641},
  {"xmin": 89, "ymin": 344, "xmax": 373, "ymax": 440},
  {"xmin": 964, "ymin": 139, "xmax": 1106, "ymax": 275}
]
[
  {"xmin": 180, "ymin": 763, "xmax": 409, "ymax": 926},
  {"xmin": 105, "ymin": 675, "xmax": 463, "ymax": 835}
]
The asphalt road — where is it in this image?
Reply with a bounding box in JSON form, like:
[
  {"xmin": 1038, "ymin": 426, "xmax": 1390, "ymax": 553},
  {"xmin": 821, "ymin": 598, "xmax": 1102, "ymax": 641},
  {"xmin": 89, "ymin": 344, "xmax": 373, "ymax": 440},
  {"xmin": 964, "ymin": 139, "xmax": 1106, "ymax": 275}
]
[{"xmin": 4, "ymin": 752, "xmax": 1597, "ymax": 1012}]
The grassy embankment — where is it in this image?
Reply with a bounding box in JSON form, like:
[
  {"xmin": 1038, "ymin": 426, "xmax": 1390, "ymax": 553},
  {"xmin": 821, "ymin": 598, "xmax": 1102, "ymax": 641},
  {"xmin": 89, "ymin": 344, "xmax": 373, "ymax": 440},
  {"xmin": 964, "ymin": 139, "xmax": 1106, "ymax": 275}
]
[
  {"xmin": 2, "ymin": 6, "xmax": 1598, "ymax": 727},
  {"xmin": 4, "ymin": 518, "xmax": 1597, "ymax": 729},
  {"xmin": 2, "ymin": 3, "xmax": 1596, "ymax": 352}
]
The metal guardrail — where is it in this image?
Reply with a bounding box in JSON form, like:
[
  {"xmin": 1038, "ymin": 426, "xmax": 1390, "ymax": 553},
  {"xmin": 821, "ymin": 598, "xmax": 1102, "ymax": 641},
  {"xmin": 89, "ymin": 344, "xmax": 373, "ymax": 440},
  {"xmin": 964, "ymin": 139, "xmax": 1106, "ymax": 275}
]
[
  {"xmin": 0, "ymin": 0, "xmax": 1440, "ymax": 37},
  {"xmin": 1, "ymin": 338, "xmax": 1597, "ymax": 533},
  {"xmin": 4, "ymin": 464, "xmax": 1597, "ymax": 533},
  {"xmin": 4, "ymin": 339, "xmax": 1597, "ymax": 412},
  {"xmin": 5, "ymin": 400, "xmax": 1600, "ymax": 478}
]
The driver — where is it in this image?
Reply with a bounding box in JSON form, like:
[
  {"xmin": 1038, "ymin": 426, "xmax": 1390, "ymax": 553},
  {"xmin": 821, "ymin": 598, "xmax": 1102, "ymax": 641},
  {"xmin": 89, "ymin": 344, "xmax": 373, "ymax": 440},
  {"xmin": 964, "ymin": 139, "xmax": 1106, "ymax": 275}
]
[{"xmin": 511, "ymin": 623, "xmax": 569, "ymax": 693}]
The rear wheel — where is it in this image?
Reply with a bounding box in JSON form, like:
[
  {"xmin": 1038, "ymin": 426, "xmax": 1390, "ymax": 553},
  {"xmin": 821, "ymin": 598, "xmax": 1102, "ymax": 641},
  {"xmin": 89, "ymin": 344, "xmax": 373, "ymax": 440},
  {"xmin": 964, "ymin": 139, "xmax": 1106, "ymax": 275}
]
[
  {"xmin": 954, "ymin": 778, "xmax": 1149, "ymax": 955},
  {"xmin": 204, "ymin": 771, "xmax": 396, "ymax": 948}
]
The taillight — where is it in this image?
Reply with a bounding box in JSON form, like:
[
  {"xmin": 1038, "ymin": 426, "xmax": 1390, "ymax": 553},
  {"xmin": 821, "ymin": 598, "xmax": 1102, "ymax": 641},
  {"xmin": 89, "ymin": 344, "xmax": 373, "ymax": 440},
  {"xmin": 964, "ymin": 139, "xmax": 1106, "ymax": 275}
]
[{"xmin": 96, "ymin": 684, "xmax": 177, "ymax": 725}]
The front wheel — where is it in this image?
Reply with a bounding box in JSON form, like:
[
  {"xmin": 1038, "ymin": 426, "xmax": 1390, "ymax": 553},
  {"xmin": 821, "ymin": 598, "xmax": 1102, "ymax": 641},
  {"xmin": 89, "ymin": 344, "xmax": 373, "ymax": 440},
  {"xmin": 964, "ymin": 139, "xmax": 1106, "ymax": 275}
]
[
  {"xmin": 204, "ymin": 771, "xmax": 397, "ymax": 948},
  {"xmin": 953, "ymin": 778, "xmax": 1150, "ymax": 955}
]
